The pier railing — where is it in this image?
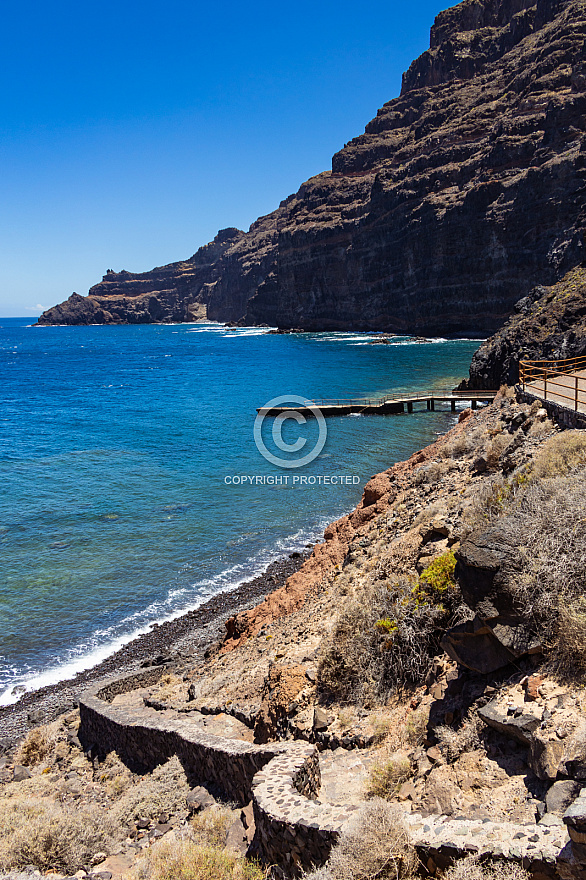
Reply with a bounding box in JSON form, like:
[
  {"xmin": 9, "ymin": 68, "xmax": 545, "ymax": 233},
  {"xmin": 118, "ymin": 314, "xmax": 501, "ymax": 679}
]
[
  {"xmin": 519, "ymin": 355, "xmax": 586, "ymax": 412},
  {"xmin": 299, "ymin": 389, "xmax": 497, "ymax": 408}
]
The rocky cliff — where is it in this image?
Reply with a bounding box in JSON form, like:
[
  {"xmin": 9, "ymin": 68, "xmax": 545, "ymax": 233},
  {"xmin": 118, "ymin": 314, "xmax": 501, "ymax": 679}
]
[
  {"xmin": 39, "ymin": 0, "xmax": 586, "ymax": 333},
  {"xmin": 463, "ymin": 266, "xmax": 586, "ymax": 387}
]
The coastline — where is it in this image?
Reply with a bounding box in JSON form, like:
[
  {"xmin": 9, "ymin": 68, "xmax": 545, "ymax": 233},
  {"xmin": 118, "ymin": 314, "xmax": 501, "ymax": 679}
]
[{"xmin": 0, "ymin": 550, "xmax": 309, "ymax": 747}]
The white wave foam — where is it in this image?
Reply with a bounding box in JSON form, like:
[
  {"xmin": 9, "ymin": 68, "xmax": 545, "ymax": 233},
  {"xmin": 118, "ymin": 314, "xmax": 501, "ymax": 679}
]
[{"xmin": 0, "ymin": 517, "xmax": 335, "ymax": 706}]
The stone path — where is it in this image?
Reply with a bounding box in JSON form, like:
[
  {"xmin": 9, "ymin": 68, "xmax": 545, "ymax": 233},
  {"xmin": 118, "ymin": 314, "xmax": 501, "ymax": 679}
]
[
  {"xmin": 110, "ymin": 689, "xmax": 255, "ymax": 742},
  {"xmin": 318, "ymin": 746, "xmax": 376, "ymax": 806}
]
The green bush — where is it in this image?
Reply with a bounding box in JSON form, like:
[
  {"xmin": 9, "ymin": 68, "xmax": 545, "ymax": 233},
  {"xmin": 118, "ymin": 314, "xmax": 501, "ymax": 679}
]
[{"xmin": 419, "ymin": 550, "xmax": 457, "ymax": 596}]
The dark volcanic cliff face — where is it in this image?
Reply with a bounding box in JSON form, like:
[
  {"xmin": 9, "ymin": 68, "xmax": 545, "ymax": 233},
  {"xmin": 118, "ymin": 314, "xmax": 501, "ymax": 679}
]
[
  {"xmin": 463, "ymin": 266, "xmax": 586, "ymax": 387},
  {"xmin": 39, "ymin": 0, "xmax": 586, "ymax": 333}
]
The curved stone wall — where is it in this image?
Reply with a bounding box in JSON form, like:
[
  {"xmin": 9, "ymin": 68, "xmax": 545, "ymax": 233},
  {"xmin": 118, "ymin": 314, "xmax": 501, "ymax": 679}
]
[
  {"xmin": 79, "ymin": 670, "xmax": 303, "ymax": 805},
  {"xmin": 78, "ymin": 669, "xmax": 583, "ymax": 878}
]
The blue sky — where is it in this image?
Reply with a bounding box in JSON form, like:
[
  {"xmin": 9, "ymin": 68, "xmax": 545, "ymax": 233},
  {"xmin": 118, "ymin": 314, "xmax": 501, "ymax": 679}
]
[{"xmin": 0, "ymin": 0, "xmax": 449, "ymax": 316}]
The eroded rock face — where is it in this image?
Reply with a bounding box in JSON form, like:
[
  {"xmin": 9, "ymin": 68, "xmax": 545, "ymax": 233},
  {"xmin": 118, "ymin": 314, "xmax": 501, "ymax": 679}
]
[
  {"xmin": 39, "ymin": 0, "xmax": 586, "ymax": 332},
  {"xmin": 463, "ymin": 267, "xmax": 586, "ymax": 389},
  {"xmin": 478, "ymin": 683, "xmax": 586, "ymax": 783},
  {"xmin": 443, "ymin": 521, "xmax": 542, "ymax": 673}
]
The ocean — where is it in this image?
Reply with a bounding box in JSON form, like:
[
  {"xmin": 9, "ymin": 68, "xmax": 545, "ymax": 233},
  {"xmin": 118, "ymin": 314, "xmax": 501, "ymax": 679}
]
[{"xmin": 0, "ymin": 318, "xmax": 480, "ymax": 704}]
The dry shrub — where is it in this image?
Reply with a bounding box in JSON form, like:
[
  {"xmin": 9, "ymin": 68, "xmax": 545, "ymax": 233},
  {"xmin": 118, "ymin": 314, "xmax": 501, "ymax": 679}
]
[
  {"xmin": 112, "ymin": 756, "xmax": 190, "ymax": 826},
  {"xmin": 303, "ymin": 799, "xmax": 416, "ymax": 880},
  {"xmin": 15, "ymin": 728, "xmax": 53, "ymax": 767},
  {"xmin": 444, "ymin": 854, "xmax": 530, "ymax": 880},
  {"xmin": 317, "ymin": 579, "xmax": 453, "ymax": 704},
  {"xmin": 462, "ymin": 471, "xmax": 527, "ymax": 533},
  {"xmin": 336, "ymin": 707, "xmax": 358, "ymax": 731},
  {"xmin": 484, "ymin": 433, "xmax": 510, "ymax": 469},
  {"xmin": 530, "ymin": 430, "xmax": 586, "ymax": 479},
  {"xmin": 413, "ymin": 460, "xmax": 452, "ymax": 486},
  {"xmin": 554, "ymin": 597, "xmax": 586, "ymax": 679},
  {"xmin": 405, "ymin": 703, "xmax": 430, "ymax": 746},
  {"xmin": 528, "ymin": 416, "xmax": 555, "ymax": 440},
  {"xmin": 499, "ymin": 385, "xmax": 516, "ymax": 399},
  {"xmin": 505, "ymin": 471, "xmax": 586, "ymax": 635},
  {"xmin": 441, "ymin": 435, "xmax": 473, "ymax": 459},
  {"xmin": 365, "ymin": 754, "xmax": 412, "ymax": 799},
  {"xmin": 462, "ymin": 463, "xmax": 586, "ymax": 675},
  {"xmin": 442, "ymin": 425, "xmax": 485, "ymax": 460},
  {"xmin": 130, "ymin": 834, "xmax": 264, "ymax": 880},
  {"xmin": 190, "ymin": 804, "xmax": 235, "ymax": 848},
  {"xmin": 435, "ymin": 715, "xmax": 482, "ymax": 762},
  {"xmin": 98, "ymin": 751, "xmax": 134, "ymax": 799},
  {"xmin": 0, "ymin": 797, "xmax": 116, "ymax": 873}
]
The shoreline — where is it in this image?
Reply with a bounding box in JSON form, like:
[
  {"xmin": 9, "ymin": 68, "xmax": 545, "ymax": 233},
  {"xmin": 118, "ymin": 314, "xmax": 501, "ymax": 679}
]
[{"xmin": 0, "ymin": 549, "xmax": 310, "ymax": 747}]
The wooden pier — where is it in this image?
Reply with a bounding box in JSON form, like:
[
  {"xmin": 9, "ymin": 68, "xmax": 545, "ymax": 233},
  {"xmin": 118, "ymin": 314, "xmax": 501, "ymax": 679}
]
[{"xmin": 257, "ymin": 390, "xmax": 497, "ymax": 417}]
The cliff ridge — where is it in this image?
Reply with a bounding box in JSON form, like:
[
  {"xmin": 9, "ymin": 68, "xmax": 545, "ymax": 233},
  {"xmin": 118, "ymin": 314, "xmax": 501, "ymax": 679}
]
[{"xmin": 39, "ymin": 0, "xmax": 586, "ymax": 333}]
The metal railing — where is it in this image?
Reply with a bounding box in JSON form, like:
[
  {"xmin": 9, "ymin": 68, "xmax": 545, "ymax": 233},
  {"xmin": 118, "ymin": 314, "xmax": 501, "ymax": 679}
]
[
  {"xmin": 280, "ymin": 389, "xmax": 498, "ymax": 408},
  {"xmin": 519, "ymin": 355, "xmax": 586, "ymax": 411}
]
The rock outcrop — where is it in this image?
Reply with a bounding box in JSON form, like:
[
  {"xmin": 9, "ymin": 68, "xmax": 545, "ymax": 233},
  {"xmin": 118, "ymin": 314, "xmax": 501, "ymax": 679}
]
[
  {"xmin": 462, "ymin": 267, "xmax": 586, "ymax": 388},
  {"xmin": 39, "ymin": 0, "xmax": 586, "ymax": 333},
  {"xmin": 442, "ymin": 520, "xmax": 543, "ymax": 674}
]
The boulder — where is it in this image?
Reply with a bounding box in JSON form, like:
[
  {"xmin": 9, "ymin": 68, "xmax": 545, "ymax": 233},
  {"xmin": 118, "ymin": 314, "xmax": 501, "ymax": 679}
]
[
  {"xmin": 313, "ymin": 707, "xmax": 330, "ymax": 731},
  {"xmin": 546, "ymin": 780, "xmax": 582, "ymax": 816},
  {"xmin": 442, "ymin": 617, "xmax": 517, "ymax": 675},
  {"xmin": 531, "ymin": 711, "xmax": 586, "ymax": 781},
  {"xmin": 13, "ymin": 764, "xmax": 32, "ymax": 782},
  {"xmin": 186, "ymin": 786, "xmax": 215, "ymax": 813},
  {"xmin": 225, "ymin": 817, "xmax": 249, "ymax": 855},
  {"xmin": 478, "ymin": 699, "xmax": 541, "ymax": 746},
  {"xmin": 443, "ymin": 523, "xmax": 542, "ymax": 673}
]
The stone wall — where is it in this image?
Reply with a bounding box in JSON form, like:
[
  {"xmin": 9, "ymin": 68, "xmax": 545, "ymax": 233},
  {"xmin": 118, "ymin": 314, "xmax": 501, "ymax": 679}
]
[
  {"xmin": 79, "ymin": 672, "xmax": 298, "ymax": 805},
  {"xmin": 516, "ymin": 388, "xmax": 586, "ymax": 429},
  {"xmin": 78, "ymin": 669, "xmax": 586, "ymax": 878},
  {"xmin": 250, "ymin": 750, "xmax": 356, "ymax": 875}
]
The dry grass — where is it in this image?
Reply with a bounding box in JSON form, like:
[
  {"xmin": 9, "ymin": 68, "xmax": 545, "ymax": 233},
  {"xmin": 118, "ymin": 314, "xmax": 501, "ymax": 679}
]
[
  {"xmin": 14, "ymin": 728, "xmax": 53, "ymax": 767},
  {"xmin": 130, "ymin": 833, "xmax": 264, "ymax": 880},
  {"xmin": 0, "ymin": 797, "xmax": 116, "ymax": 873},
  {"xmin": 112, "ymin": 756, "xmax": 190, "ymax": 826},
  {"xmin": 365, "ymin": 754, "xmax": 412, "ymax": 799},
  {"xmin": 149, "ymin": 673, "xmax": 185, "ymax": 704},
  {"xmin": 303, "ymin": 799, "xmax": 416, "ymax": 880},
  {"xmin": 529, "ymin": 430, "xmax": 586, "ymax": 479},
  {"xmin": 444, "ymin": 854, "xmax": 530, "ymax": 880},
  {"xmin": 190, "ymin": 804, "xmax": 235, "ymax": 848},
  {"xmin": 435, "ymin": 715, "xmax": 482, "ymax": 762}
]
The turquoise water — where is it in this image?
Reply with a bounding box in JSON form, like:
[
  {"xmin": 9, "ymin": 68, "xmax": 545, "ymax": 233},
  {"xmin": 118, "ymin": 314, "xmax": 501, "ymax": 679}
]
[{"xmin": 0, "ymin": 318, "xmax": 480, "ymax": 703}]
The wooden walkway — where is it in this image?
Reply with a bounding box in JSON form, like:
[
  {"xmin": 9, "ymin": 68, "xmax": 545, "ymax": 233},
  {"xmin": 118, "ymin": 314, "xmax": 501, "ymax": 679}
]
[
  {"xmin": 520, "ymin": 357, "xmax": 586, "ymax": 415},
  {"xmin": 258, "ymin": 390, "xmax": 497, "ymax": 417}
]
